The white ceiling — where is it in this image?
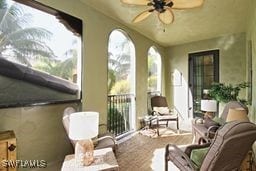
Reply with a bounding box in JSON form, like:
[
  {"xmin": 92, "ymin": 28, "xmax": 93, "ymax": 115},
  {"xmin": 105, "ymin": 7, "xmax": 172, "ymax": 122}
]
[{"xmin": 79, "ymin": 0, "xmax": 251, "ymax": 47}]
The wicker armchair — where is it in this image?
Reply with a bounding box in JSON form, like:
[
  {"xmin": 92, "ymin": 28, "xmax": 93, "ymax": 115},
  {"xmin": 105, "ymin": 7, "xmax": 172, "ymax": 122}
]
[
  {"xmin": 192, "ymin": 101, "xmax": 248, "ymax": 143},
  {"xmin": 165, "ymin": 121, "xmax": 256, "ymax": 171},
  {"xmin": 62, "ymin": 107, "xmax": 118, "ymax": 154}
]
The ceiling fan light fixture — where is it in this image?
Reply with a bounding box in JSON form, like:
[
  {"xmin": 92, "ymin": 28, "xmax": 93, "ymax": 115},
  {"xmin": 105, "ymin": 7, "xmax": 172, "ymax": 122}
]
[{"xmin": 121, "ymin": 0, "xmax": 204, "ymax": 24}]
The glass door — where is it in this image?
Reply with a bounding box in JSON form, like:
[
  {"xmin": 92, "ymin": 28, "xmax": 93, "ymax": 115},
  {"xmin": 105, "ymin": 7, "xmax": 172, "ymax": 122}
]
[{"xmin": 188, "ymin": 50, "xmax": 219, "ymax": 118}]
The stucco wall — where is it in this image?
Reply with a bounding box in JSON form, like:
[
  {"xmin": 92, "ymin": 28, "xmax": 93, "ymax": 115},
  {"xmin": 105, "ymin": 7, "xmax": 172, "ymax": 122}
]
[
  {"xmin": 246, "ymin": 0, "xmax": 256, "ymax": 123},
  {"xmin": 0, "ymin": 103, "xmax": 79, "ymax": 170},
  {"xmin": 0, "ymin": 0, "xmax": 166, "ymax": 170},
  {"xmin": 165, "ymin": 33, "xmax": 246, "ymax": 129},
  {"xmin": 246, "ymin": 0, "xmax": 256, "ymax": 154}
]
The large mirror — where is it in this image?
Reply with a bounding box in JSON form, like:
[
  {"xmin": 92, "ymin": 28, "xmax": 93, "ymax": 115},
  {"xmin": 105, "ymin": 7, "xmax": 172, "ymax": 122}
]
[{"xmin": 0, "ymin": 0, "xmax": 82, "ymax": 108}]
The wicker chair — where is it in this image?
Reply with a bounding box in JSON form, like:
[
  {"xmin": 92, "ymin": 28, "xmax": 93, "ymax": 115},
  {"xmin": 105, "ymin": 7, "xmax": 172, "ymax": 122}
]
[
  {"xmin": 165, "ymin": 121, "xmax": 256, "ymax": 171},
  {"xmin": 62, "ymin": 107, "xmax": 118, "ymax": 154},
  {"xmin": 192, "ymin": 101, "xmax": 248, "ymax": 143},
  {"xmin": 151, "ymin": 96, "xmax": 179, "ymax": 136}
]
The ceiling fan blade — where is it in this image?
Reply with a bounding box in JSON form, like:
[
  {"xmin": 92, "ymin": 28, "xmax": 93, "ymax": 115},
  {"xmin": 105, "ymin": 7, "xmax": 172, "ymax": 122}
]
[
  {"xmin": 132, "ymin": 10, "xmax": 153, "ymax": 23},
  {"xmin": 171, "ymin": 0, "xmax": 204, "ymax": 9},
  {"xmin": 158, "ymin": 8, "xmax": 174, "ymax": 24},
  {"xmin": 121, "ymin": 0, "xmax": 150, "ymax": 5}
]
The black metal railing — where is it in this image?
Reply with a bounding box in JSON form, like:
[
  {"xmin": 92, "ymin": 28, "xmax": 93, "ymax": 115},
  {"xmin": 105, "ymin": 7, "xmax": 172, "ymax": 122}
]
[{"xmin": 107, "ymin": 94, "xmax": 133, "ymax": 136}]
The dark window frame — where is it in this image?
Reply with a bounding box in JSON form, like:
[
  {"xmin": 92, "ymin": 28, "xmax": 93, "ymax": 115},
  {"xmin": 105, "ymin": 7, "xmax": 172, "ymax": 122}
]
[{"xmin": 188, "ymin": 50, "xmax": 219, "ymax": 118}]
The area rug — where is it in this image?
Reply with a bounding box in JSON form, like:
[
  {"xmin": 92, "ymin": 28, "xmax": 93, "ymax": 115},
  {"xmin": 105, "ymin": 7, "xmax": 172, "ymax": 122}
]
[
  {"xmin": 139, "ymin": 127, "xmax": 190, "ymax": 138},
  {"xmin": 116, "ymin": 132, "xmax": 193, "ymax": 171}
]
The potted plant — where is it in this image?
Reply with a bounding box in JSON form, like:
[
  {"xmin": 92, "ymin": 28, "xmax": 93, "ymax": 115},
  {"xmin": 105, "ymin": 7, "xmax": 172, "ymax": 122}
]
[{"xmin": 208, "ymin": 82, "xmax": 249, "ymax": 105}]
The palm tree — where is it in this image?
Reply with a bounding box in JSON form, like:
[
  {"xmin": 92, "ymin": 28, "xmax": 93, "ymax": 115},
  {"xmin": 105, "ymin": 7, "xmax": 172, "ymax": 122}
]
[
  {"xmin": 108, "ymin": 69, "xmax": 116, "ymax": 94},
  {"xmin": 0, "ymin": 0, "xmax": 54, "ymax": 66},
  {"xmin": 108, "ymin": 40, "xmax": 131, "ymax": 80},
  {"xmin": 108, "ymin": 38, "xmax": 132, "ymax": 94},
  {"xmin": 34, "ymin": 38, "xmax": 79, "ymax": 83}
]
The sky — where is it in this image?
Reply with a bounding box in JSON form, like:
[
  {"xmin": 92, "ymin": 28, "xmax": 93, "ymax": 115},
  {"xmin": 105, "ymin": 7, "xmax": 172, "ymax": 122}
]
[{"xmin": 8, "ymin": 0, "xmax": 80, "ymax": 61}]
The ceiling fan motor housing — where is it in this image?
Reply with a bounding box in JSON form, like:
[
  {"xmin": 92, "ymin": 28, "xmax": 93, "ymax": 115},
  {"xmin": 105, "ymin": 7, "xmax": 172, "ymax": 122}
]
[{"xmin": 150, "ymin": 0, "xmax": 174, "ymax": 13}]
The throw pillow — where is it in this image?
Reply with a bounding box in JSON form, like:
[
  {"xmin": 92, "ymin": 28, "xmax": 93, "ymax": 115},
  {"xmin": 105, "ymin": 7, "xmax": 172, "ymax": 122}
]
[
  {"xmin": 212, "ymin": 116, "xmax": 225, "ymax": 126},
  {"xmin": 190, "ymin": 147, "xmax": 209, "ymax": 168},
  {"xmin": 153, "ymin": 107, "xmax": 169, "ymax": 115}
]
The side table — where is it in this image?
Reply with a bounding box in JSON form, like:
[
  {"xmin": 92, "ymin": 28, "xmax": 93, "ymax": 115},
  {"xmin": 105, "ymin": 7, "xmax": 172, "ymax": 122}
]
[{"xmin": 61, "ymin": 148, "xmax": 119, "ymax": 171}]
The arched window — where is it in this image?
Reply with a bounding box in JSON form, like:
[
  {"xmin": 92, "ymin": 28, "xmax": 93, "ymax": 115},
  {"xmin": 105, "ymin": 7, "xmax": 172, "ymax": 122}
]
[
  {"xmin": 107, "ymin": 29, "xmax": 136, "ymax": 136},
  {"xmin": 108, "ymin": 29, "xmax": 135, "ymax": 95},
  {"xmin": 148, "ymin": 46, "xmax": 162, "ymax": 93}
]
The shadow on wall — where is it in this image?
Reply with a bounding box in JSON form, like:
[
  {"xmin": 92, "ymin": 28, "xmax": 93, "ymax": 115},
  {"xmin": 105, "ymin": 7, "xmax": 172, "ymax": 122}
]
[
  {"xmin": 172, "ymin": 69, "xmax": 189, "ymax": 123},
  {"xmin": 216, "ymin": 35, "xmax": 236, "ymax": 51}
]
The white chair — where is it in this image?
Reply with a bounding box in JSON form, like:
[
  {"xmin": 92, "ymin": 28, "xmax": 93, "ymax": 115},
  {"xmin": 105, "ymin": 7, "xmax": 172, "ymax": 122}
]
[{"xmin": 62, "ymin": 107, "xmax": 118, "ymax": 154}]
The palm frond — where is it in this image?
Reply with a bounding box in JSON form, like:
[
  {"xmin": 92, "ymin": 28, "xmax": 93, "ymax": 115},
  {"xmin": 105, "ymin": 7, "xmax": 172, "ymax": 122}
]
[
  {"xmin": 6, "ymin": 27, "xmax": 52, "ymax": 42},
  {"xmin": 0, "ymin": 3, "xmax": 23, "ymax": 29},
  {"xmin": 12, "ymin": 49, "xmax": 32, "ymax": 66},
  {"xmin": 63, "ymin": 49, "xmax": 77, "ymax": 58},
  {"xmin": 0, "ymin": 9, "xmax": 22, "ymax": 34},
  {"xmin": 6, "ymin": 38, "xmax": 54, "ymax": 56}
]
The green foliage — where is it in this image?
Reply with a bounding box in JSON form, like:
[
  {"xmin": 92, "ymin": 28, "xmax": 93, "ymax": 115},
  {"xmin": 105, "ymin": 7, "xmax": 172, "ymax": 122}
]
[
  {"xmin": 209, "ymin": 82, "xmax": 249, "ymax": 104},
  {"xmin": 108, "ymin": 40, "xmax": 131, "ymax": 81},
  {"xmin": 110, "ymin": 80, "xmax": 130, "ymax": 95},
  {"xmin": 0, "ymin": 4, "xmax": 55, "ymax": 66},
  {"xmin": 108, "ymin": 69, "xmax": 116, "ymax": 94},
  {"xmin": 107, "ymin": 106, "xmax": 125, "ymax": 134},
  {"xmin": 0, "ymin": 1, "xmax": 78, "ymax": 83},
  {"xmin": 148, "ymin": 75, "xmax": 157, "ymax": 91}
]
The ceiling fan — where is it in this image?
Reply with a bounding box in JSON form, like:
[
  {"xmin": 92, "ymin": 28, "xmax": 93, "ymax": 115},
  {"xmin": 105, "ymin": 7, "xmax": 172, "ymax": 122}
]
[{"xmin": 120, "ymin": 0, "xmax": 204, "ymax": 24}]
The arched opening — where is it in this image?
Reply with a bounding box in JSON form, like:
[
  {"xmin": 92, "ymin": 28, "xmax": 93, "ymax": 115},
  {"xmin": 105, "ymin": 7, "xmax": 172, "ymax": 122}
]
[
  {"xmin": 148, "ymin": 46, "xmax": 162, "ymax": 93},
  {"xmin": 147, "ymin": 46, "xmax": 162, "ymax": 113},
  {"xmin": 107, "ymin": 29, "xmax": 136, "ymax": 136}
]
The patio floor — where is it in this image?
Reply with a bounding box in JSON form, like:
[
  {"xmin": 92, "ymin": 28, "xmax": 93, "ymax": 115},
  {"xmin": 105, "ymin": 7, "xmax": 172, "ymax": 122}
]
[{"xmin": 116, "ymin": 128, "xmax": 193, "ymax": 171}]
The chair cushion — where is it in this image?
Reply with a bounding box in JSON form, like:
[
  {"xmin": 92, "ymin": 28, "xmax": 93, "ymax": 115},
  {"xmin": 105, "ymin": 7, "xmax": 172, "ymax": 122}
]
[
  {"xmin": 157, "ymin": 115, "xmax": 178, "ymax": 120},
  {"xmin": 153, "ymin": 107, "xmax": 169, "ymax": 115},
  {"xmin": 190, "ymin": 147, "xmax": 209, "ymax": 168},
  {"xmin": 212, "ymin": 116, "xmax": 225, "ymax": 125}
]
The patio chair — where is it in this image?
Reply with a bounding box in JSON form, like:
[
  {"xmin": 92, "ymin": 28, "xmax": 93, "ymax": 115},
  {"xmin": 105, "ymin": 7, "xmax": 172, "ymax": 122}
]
[
  {"xmin": 165, "ymin": 121, "xmax": 256, "ymax": 171},
  {"xmin": 151, "ymin": 96, "xmax": 179, "ymax": 136},
  {"xmin": 62, "ymin": 107, "xmax": 118, "ymax": 154},
  {"xmin": 192, "ymin": 101, "xmax": 248, "ymax": 143}
]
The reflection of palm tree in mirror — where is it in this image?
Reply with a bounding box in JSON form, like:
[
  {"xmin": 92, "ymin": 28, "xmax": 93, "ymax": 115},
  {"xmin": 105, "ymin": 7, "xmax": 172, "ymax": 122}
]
[
  {"xmin": 0, "ymin": 0, "xmax": 54, "ymax": 66},
  {"xmin": 54, "ymin": 39, "xmax": 78, "ymax": 81},
  {"xmin": 34, "ymin": 39, "xmax": 78, "ymax": 82},
  {"xmin": 0, "ymin": 0, "xmax": 79, "ymax": 83}
]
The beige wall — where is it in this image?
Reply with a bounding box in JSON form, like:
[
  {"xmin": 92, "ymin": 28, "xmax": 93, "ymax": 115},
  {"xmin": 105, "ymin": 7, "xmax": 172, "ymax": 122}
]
[
  {"xmin": 0, "ymin": 0, "xmax": 166, "ymax": 169},
  {"xmin": 165, "ymin": 33, "xmax": 247, "ymax": 125},
  {"xmin": 246, "ymin": 0, "xmax": 256, "ymax": 154},
  {"xmin": 246, "ymin": 0, "xmax": 256, "ymax": 123},
  {"xmin": 0, "ymin": 103, "xmax": 79, "ymax": 170}
]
